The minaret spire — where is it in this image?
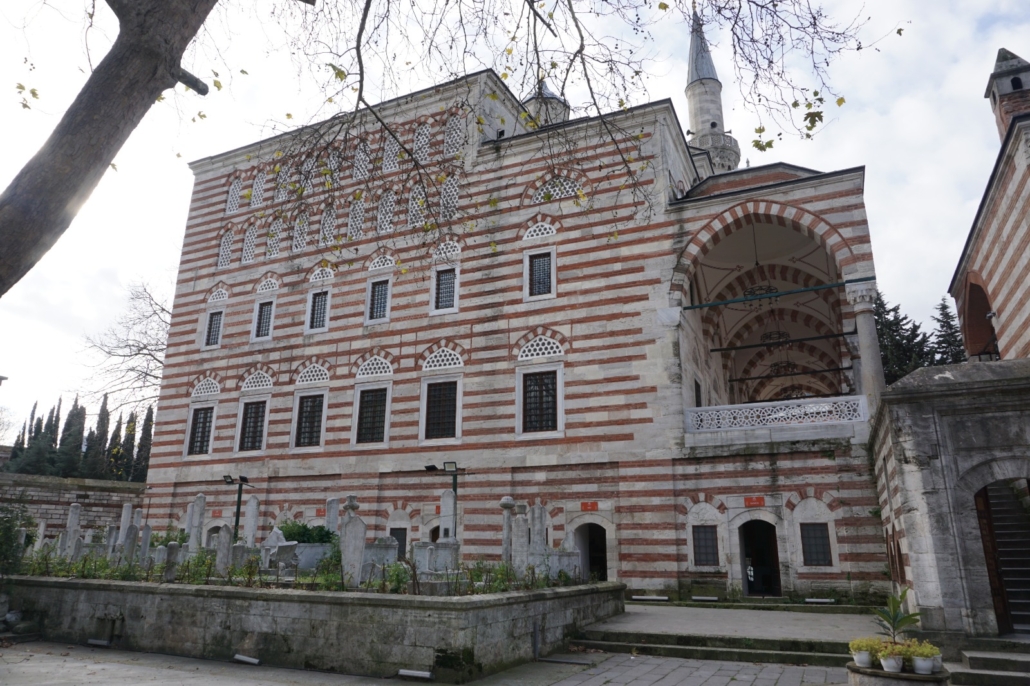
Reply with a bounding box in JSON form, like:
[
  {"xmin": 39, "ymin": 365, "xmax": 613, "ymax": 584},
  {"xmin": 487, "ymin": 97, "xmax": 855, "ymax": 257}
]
[{"xmin": 685, "ymin": 11, "xmax": 740, "ymax": 173}]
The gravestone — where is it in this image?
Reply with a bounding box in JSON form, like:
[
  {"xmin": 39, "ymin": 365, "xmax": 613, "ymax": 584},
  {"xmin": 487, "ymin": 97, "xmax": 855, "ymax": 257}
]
[
  {"xmin": 139, "ymin": 525, "xmax": 153, "ymax": 566},
  {"xmin": 243, "ymin": 495, "xmax": 259, "ymax": 547},
  {"xmin": 231, "ymin": 542, "xmax": 249, "ymax": 568},
  {"xmin": 325, "ymin": 497, "xmax": 340, "ymax": 535},
  {"xmin": 512, "ymin": 503, "xmax": 530, "ymax": 575},
  {"xmin": 132, "ymin": 508, "xmax": 142, "ymax": 528},
  {"xmin": 123, "ymin": 524, "xmax": 140, "ymax": 565},
  {"xmin": 154, "ymin": 545, "xmax": 168, "ymax": 566},
  {"xmin": 189, "ymin": 494, "xmax": 206, "ymax": 554},
  {"xmin": 105, "ymin": 525, "xmax": 118, "ymax": 557},
  {"xmin": 361, "ymin": 537, "xmax": 399, "ymax": 582},
  {"xmin": 118, "ymin": 503, "xmax": 133, "ymax": 544},
  {"xmin": 215, "ymin": 523, "xmax": 233, "ymax": 575},
  {"xmin": 164, "ymin": 542, "xmax": 180, "ymax": 582},
  {"xmin": 69, "ymin": 536, "xmax": 84, "ymax": 563},
  {"xmin": 261, "ymin": 526, "xmax": 288, "ymax": 568},
  {"xmin": 66, "ymin": 503, "xmax": 82, "ymax": 542},
  {"xmin": 529, "ymin": 503, "xmax": 547, "ymax": 556},
  {"xmin": 184, "ymin": 503, "xmax": 194, "ymax": 548},
  {"xmin": 33, "ymin": 522, "xmax": 46, "ymax": 552},
  {"xmin": 432, "ymin": 540, "xmax": 460, "ymax": 572},
  {"xmin": 57, "ymin": 531, "xmax": 68, "ymax": 558},
  {"xmin": 412, "ymin": 543, "xmax": 433, "ymax": 572},
  {"xmin": 500, "ymin": 496, "xmax": 515, "ymax": 565},
  {"xmin": 440, "ymin": 489, "xmax": 457, "ymax": 541},
  {"xmin": 15, "ymin": 528, "xmax": 26, "ymax": 549},
  {"xmin": 340, "ymin": 494, "xmax": 367, "ymax": 588},
  {"xmin": 84, "ymin": 529, "xmax": 94, "ymax": 544}
]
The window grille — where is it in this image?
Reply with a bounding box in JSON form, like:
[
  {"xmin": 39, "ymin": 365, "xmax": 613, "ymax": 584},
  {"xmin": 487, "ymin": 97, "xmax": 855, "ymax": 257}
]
[
  {"xmin": 300, "ymin": 157, "xmax": 316, "ymax": 196},
  {"xmin": 254, "ymin": 302, "xmax": 274, "ymax": 339},
  {"xmin": 187, "ymin": 407, "xmax": 214, "ymax": 455},
  {"xmin": 368, "ymin": 255, "xmax": 395, "ymax": 271},
  {"xmin": 444, "ymin": 116, "xmax": 464, "ymax": 157},
  {"xmin": 310, "ymin": 267, "xmax": 334, "ymax": 282},
  {"xmin": 292, "ymin": 212, "xmax": 309, "ymax": 252},
  {"xmin": 354, "ymin": 142, "xmax": 370, "ymax": 181},
  {"xmin": 524, "ymin": 222, "xmax": 556, "ymax": 240},
  {"xmin": 297, "ymin": 364, "xmax": 330, "ymax": 385},
  {"xmin": 274, "ymin": 166, "xmax": 291, "ymax": 202},
  {"xmin": 257, "ymin": 278, "xmax": 279, "ymax": 293},
  {"xmin": 294, "ymin": 394, "xmax": 324, "ymax": 447},
  {"xmin": 368, "ymin": 279, "xmax": 389, "ymax": 320},
  {"xmin": 309, "ymin": 290, "xmax": 328, "ymax": 329},
  {"xmin": 377, "ymin": 191, "xmax": 395, "ymax": 234},
  {"xmin": 423, "ymin": 347, "xmax": 463, "ymax": 370},
  {"xmin": 434, "ymin": 269, "xmax": 456, "ymax": 310},
  {"xmin": 242, "ymin": 225, "xmax": 257, "ymax": 263},
  {"xmin": 226, "ymin": 178, "xmax": 242, "ymax": 214},
  {"xmin": 800, "ymin": 523, "xmax": 833, "ymax": 566},
  {"xmin": 250, "ymin": 171, "xmax": 266, "ymax": 207},
  {"xmin": 356, "ymin": 356, "xmax": 393, "ymax": 378},
  {"xmin": 205, "ymin": 311, "xmax": 223, "ymax": 346},
  {"xmin": 440, "ymin": 176, "xmax": 459, "ymax": 222},
  {"xmin": 327, "ymin": 151, "xmax": 341, "ymax": 187},
  {"xmin": 238, "ymin": 401, "xmax": 267, "ymax": 451},
  {"xmin": 409, "ymin": 185, "xmax": 427, "ymax": 229},
  {"xmin": 241, "ymin": 371, "xmax": 273, "ymax": 391},
  {"xmin": 692, "ymin": 525, "xmax": 719, "ymax": 566},
  {"xmin": 522, "ymin": 371, "xmax": 558, "ymax": 433},
  {"xmin": 532, "ymin": 176, "xmax": 581, "ymax": 203},
  {"xmin": 434, "ymin": 241, "xmax": 461, "ymax": 262},
  {"xmin": 319, "ymin": 207, "xmax": 336, "ymax": 246},
  {"xmin": 217, "ymin": 232, "xmax": 233, "ymax": 268},
  {"xmin": 347, "ymin": 199, "xmax": 365, "ymax": 239},
  {"xmin": 356, "ymin": 388, "xmax": 388, "ymax": 443},
  {"xmin": 518, "ymin": 336, "xmax": 563, "ymax": 360},
  {"xmin": 383, "ymin": 135, "xmax": 400, "ymax": 172},
  {"xmin": 267, "ymin": 219, "xmax": 283, "ymax": 258},
  {"xmin": 208, "ymin": 289, "xmax": 228, "ymax": 303},
  {"xmin": 413, "ymin": 124, "xmax": 431, "ymax": 164},
  {"xmin": 425, "ymin": 381, "xmax": 458, "ymax": 439},
  {"xmin": 192, "ymin": 378, "xmax": 220, "ymax": 396},
  {"xmin": 528, "ymin": 252, "xmax": 552, "ymax": 296}
]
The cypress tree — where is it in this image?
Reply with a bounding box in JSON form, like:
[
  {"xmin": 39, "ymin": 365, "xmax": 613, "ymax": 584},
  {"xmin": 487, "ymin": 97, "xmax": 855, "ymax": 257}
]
[
  {"xmin": 56, "ymin": 397, "xmax": 87, "ymax": 478},
  {"xmin": 117, "ymin": 412, "xmax": 137, "ymax": 481},
  {"xmin": 874, "ymin": 291, "xmax": 933, "ymax": 385},
  {"xmin": 82, "ymin": 395, "xmax": 111, "ymax": 480},
  {"xmin": 931, "ymin": 297, "xmax": 966, "ymax": 366},
  {"xmin": 8, "ymin": 408, "xmax": 55, "ymax": 475},
  {"xmin": 5, "ymin": 422, "xmax": 26, "ymax": 467},
  {"xmin": 106, "ymin": 414, "xmax": 123, "ymax": 479},
  {"xmin": 131, "ymin": 406, "xmax": 154, "ymax": 483}
]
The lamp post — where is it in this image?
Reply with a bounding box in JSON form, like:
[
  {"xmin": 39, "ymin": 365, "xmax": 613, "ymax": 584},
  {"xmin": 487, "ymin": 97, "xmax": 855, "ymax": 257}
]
[
  {"xmin": 223, "ymin": 475, "xmax": 252, "ymax": 542},
  {"xmin": 425, "ymin": 462, "xmax": 460, "ymax": 541}
]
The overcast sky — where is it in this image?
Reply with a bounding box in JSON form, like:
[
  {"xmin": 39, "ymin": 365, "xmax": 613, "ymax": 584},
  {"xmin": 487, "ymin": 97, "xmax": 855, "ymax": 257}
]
[{"xmin": 1, "ymin": 0, "xmax": 1027, "ymax": 440}]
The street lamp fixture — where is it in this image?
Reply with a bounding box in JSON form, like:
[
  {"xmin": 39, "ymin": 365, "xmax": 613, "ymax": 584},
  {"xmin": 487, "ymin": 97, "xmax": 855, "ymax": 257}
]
[{"xmin": 223, "ymin": 475, "xmax": 253, "ymax": 542}]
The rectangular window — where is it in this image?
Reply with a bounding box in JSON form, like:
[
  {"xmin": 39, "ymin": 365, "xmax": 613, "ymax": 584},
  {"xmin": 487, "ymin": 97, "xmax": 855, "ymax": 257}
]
[
  {"xmin": 205, "ymin": 311, "xmax": 223, "ymax": 347},
  {"xmin": 368, "ymin": 280, "xmax": 389, "ymax": 321},
  {"xmin": 187, "ymin": 407, "xmax": 214, "ymax": 455},
  {"xmin": 390, "ymin": 527, "xmax": 407, "ymax": 560},
  {"xmin": 238, "ymin": 401, "xmax": 266, "ymax": 451},
  {"xmin": 356, "ymin": 388, "xmax": 388, "ymax": 443},
  {"xmin": 692, "ymin": 525, "xmax": 719, "ymax": 566},
  {"xmin": 254, "ymin": 301, "xmax": 273, "ymax": 338},
  {"xmin": 435, "ymin": 269, "xmax": 456, "ymax": 310},
  {"xmin": 294, "ymin": 394, "xmax": 324, "ymax": 447},
  {"xmin": 522, "ymin": 371, "xmax": 558, "ymax": 433},
  {"xmin": 800, "ymin": 523, "xmax": 833, "ymax": 566},
  {"xmin": 529, "ymin": 253, "xmax": 552, "ymax": 297},
  {"xmin": 308, "ymin": 291, "xmax": 328, "ymax": 330},
  {"xmin": 694, "ymin": 380, "xmax": 703, "ymax": 408},
  {"xmin": 425, "ymin": 381, "xmax": 458, "ymax": 440}
]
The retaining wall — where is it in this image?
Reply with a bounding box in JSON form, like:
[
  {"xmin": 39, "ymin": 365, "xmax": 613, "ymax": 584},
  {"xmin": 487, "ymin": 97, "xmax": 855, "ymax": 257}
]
[{"xmin": 0, "ymin": 473, "xmax": 145, "ymax": 532}]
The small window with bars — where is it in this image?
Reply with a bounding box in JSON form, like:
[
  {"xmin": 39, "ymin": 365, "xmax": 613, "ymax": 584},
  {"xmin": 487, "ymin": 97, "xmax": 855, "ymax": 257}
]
[
  {"xmin": 528, "ymin": 252, "xmax": 553, "ymax": 298},
  {"xmin": 308, "ymin": 290, "xmax": 329, "ymax": 330},
  {"xmin": 434, "ymin": 268, "xmax": 456, "ymax": 311},
  {"xmin": 692, "ymin": 525, "xmax": 720, "ymax": 566},
  {"xmin": 522, "ymin": 370, "xmax": 558, "ymax": 433},
  {"xmin": 254, "ymin": 301, "xmax": 274, "ymax": 339},
  {"xmin": 424, "ymin": 381, "xmax": 458, "ymax": 440},
  {"xmin": 800, "ymin": 523, "xmax": 833, "ymax": 566},
  {"xmin": 367, "ymin": 279, "xmax": 389, "ymax": 322},
  {"xmin": 356, "ymin": 387, "xmax": 388, "ymax": 443},
  {"xmin": 204, "ymin": 311, "xmax": 223, "ymax": 347},
  {"xmin": 294, "ymin": 394, "xmax": 324, "ymax": 447},
  {"xmin": 238, "ymin": 401, "xmax": 266, "ymax": 452},
  {"xmin": 187, "ymin": 407, "xmax": 214, "ymax": 455}
]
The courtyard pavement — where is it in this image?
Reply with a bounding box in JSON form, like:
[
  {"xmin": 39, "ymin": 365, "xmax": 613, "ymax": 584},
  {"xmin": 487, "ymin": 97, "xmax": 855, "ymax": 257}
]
[{"xmin": 0, "ymin": 642, "xmax": 846, "ymax": 685}]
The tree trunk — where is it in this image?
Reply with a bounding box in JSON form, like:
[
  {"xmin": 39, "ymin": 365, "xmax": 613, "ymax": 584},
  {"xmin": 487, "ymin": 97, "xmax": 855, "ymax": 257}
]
[{"xmin": 0, "ymin": 0, "xmax": 220, "ymax": 297}]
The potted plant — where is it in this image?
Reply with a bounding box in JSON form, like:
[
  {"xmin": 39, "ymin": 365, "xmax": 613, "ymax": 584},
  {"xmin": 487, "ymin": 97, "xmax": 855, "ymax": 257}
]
[
  {"xmin": 873, "ymin": 588, "xmax": 922, "ymax": 644},
  {"xmin": 910, "ymin": 640, "xmax": 940, "ymax": 675},
  {"xmin": 848, "ymin": 637, "xmax": 882, "ymax": 668},
  {"xmin": 879, "ymin": 641, "xmax": 905, "ymax": 673}
]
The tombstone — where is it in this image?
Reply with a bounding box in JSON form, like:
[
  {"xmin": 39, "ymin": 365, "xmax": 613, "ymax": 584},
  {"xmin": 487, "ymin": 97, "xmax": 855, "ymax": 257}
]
[
  {"xmin": 66, "ymin": 503, "xmax": 82, "ymax": 540},
  {"xmin": 164, "ymin": 542, "xmax": 180, "ymax": 582},
  {"xmin": 339, "ymin": 494, "xmax": 367, "ymax": 588},
  {"xmin": 139, "ymin": 525, "xmax": 153, "ymax": 565},
  {"xmin": 261, "ymin": 526, "xmax": 288, "ymax": 568},
  {"xmin": 184, "ymin": 502, "xmax": 195, "ymax": 547},
  {"xmin": 325, "ymin": 497, "xmax": 340, "ymax": 535},
  {"xmin": 123, "ymin": 524, "xmax": 140, "ymax": 565},
  {"xmin": 215, "ymin": 523, "xmax": 233, "ymax": 575},
  {"xmin": 154, "ymin": 545, "xmax": 168, "ymax": 566},
  {"xmin": 231, "ymin": 542, "xmax": 249, "ymax": 569},
  {"xmin": 33, "ymin": 522, "xmax": 46, "ymax": 552},
  {"xmin": 270, "ymin": 541, "xmax": 299, "ymax": 575},
  {"xmin": 69, "ymin": 536, "xmax": 84, "ymax": 563},
  {"xmin": 118, "ymin": 503, "xmax": 133, "ymax": 544},
  {"xmin": 243, "ymin": 495, "xmax": 259, "ymax": 547},
  {"xmin": 15, "ymin": 528, "xmax": 26, "ymax": 549},
  {"xmin": 440, "ymin": 489, "xmax": 457, "ymax": 541},
  {"xmin": 529, "ymin": 503, "xmax": 548, "ymax": 561},
  {"xmin": 189, "ymin": 494, "xmax": 207, "ymax": 554},
  {"xmin": 105, "ymin": 525, "xmax": 119, "ymax": 557},
  {"xmin": 432, "ymin": 540, "xmax": 460, "ymax": 572},
  {"xmin": 412, "ymin": 542, "xmax": 434, "ymax": 573},
  {"xmin": 132, "ymin": 508, "xmax": 143, "ymax": 528},
  {"xmin": 57, "ymin": 531, "xmax": 68, "ymax": 558},
  {"xmin": 361, "ymin": 537, "xmax": 399, "ymax": 582},
  {"xmin": 512, "ymin": 503, "xmax": 530, "ymax": 575},
  {"xmin": 500, "ymin": 497, "xmax": 516, "ymax": 565},
  {"xmin": 84, "ymin": 529, "xmax": 94, "ymax": 544}
]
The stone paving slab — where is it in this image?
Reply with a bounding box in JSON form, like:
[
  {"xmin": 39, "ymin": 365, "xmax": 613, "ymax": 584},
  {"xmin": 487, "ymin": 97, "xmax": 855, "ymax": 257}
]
[
  {"xmin": 551, "ymin": 654, "xmax": 847, "ymax": 686},
  {"xmin": 588, "ymin": 605, "xmax": 879, "ymax": 643}
]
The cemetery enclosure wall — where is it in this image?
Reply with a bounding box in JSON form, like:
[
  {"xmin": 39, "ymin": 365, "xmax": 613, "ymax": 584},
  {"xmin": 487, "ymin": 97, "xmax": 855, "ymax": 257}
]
[
  {"xmin": 0, "ymin": 473, "xmax": 145, "ymax": 532},
  {"xmin": 7, "ymin": 577, "xmax": 626, "ymax": 683}
]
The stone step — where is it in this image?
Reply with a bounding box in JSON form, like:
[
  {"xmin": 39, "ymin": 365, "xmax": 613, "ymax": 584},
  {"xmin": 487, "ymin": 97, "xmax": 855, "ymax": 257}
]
[
  {"xmin": 632, "ymin": 600, "xmax": 876, "ymax": 615},
  {"xmin": 963, "ymin": 650, "xmax": 1030, "ymax": 673},
  {"xmin": 579, "ymin": 629, "xmax": 851, "ymax": 656},
  {"xmin": 0, "ymin": 632, "xmax": 39, "ymax": 644},
  {"xmin": 947, "ymin": 664, "xmax": 1030, "ymax": 686},
  {"xmin": 570, "ymin": 639, "xmax": 850, "ymax": 668}
]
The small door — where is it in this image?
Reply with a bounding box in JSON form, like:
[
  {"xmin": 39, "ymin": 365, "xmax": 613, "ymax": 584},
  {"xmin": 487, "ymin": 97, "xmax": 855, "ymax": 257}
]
[
  {"xmin": 389, "ymin": 527, "xmax": 407, "ymax": 560},
  {"xmin": 976, "ymin": 486, "xmax": 1013, "ymax": 634},
  {"xmin": 574, "ymin": 523, "xmax": 609, "ymax": 581},
  {"xmin": 740, "ymin": 520, "xmax": 781, "ymax": 597}
]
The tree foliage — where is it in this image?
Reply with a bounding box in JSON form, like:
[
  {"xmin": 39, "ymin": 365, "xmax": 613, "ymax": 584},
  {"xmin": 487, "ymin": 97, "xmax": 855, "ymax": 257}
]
[{"xmin": 874, "ymin": 291, "xmax": 968, "ymax": 386}]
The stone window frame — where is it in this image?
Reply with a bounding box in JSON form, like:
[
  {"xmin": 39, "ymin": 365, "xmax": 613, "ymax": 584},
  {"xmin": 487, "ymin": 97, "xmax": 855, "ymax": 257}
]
[
  {"xmin": 365, "ymin": 273, "xmax": 393, "ymax": 326},
  {"xmin": 289, "ymin": 386, "xmax": 330, "ymax": 453},
  {"xmin": 305, "ymin": 287, "xmax": 332, "ymax": 335},
  {"xmin": 250, "ymin": 295, "xmax": 278, "ymax": 343},
  {"xmin": 233, "ymin": 389, "xmax": 272, "ymax": 456},
  {"xmin": 201, "ymin": 307, "xmax": 225, "ymax": 350},
  {"xmin": 791, "ymin": 497, "xmax": 841, "ymax": 573},
  {"xmin": 418, "ymin": 370, "xmax": 464, "ymax": 446},
  {"xmin": 514, "ymin": 359, "xmax": 565, "ymax": 439},
  {"xmin": 522, "ymin": 245, "xmax": 557, "ymax": 303},
  {"xmin": 429, "ymin": 263, "xmax": 460, "ymax": 316},
  {"xmin": 350, "ymin": 379, "xmax": 393, "ymax": 448},
  {"xmin": 686, "ymin": 502, "xmax": 728, "ymax": 572},
  {"xmin": 183, "ymin": 399, "xmax": 218, "ymax": 458}
]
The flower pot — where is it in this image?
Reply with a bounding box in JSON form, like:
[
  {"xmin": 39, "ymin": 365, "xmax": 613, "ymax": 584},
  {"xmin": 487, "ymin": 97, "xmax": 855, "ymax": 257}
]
[
  {"xmin": 932, "ymin": 654, "xmax": 943, "ymax": 673},
  {"xmin": 880, "ymin": 656, "xmax": 904, "ymax": 673},
  {"xmin": 852, "ymin": 651, "xmax": 873, "ymax": 668},
  {"xmin": 913, "ymin": 656, "xmax": 935, "ymax": 675}
]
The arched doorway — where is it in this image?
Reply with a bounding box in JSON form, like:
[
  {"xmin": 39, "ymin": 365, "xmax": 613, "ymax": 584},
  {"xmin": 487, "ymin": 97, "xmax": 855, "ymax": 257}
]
[
  {"xmin": 574, "ymin": 523, "xmax": 608, "ymax": 581},
  {"xmin": 975, "ymin": 479, "xmax": 1030, "ymax": 634},
  {"xmin": 739, "ymin": 520, "xmax": 781, "ymax": 597},
  {"xmin": 962, "ymin": 282, "xmax": 999, "ymax": 360}
]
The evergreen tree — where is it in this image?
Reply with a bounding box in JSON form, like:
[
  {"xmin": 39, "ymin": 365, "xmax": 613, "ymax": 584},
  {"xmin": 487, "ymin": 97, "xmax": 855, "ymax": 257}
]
[
  {"xmin": 874, "ymin": 291, "xmax": 933, "ymax": 386},
  {"xmin": 81, "ymin": 395, "xmax": 111, "ymax": 480},
  {"xmin": 116, "ymin": 411, "xmax": 137, "ymax": 481},
  {"xmin": 131, "ymin": 406, "xmax": 154, "ymax": 483},
  {"xmin": 5, "ymin": 422, "xmax": 26, "ymax": 467},
  {"xmin": 7, "ymin": 402, "xmax": 57, "ymax": 475},
  {"xmin": 106, "ymin": 414, "xmax": 123, "ymax": 480},
  {"xmin": 931, "ymin": 297, "xmax": 966, "ymax": 366},
  {"xmin": 56, "ymin": 397, "xmax": 87, "ymax": 478}
]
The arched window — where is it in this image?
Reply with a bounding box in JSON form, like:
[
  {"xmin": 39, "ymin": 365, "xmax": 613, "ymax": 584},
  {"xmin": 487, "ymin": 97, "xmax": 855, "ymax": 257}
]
[
  {"xmin": 192, "ymin": 378, "xmax": 220, "ymax": 396},
  {"xmin": 444, "ymin": 116, "xmax": 464, "ymax": 157},
  {"xmin": 1013, "ymin": 76, "xmax": 1025, "ymax": 91},
  {"xmin": 408, "ymin": 185, "xmax": 427, "ymax": 229},
  {"xmin": 347, "ymin": 198, "xmax": 365, "ymax": 239},
  {"xmin": 217, "ymin": 232, "xmax": 233, "ymax": 268},
  {"xmin": 368, "ymin": 254, "xmax": 396, "ymax": 271},
  {"xmin": 273, "ymin": 166, "xmax": 291, "ymax": 203},
  {"xmin": 250, "ymin": 171, "xmax": 267, "ymax": 207},
  {"xmin": 518, "ymin": 335, "xmax": 564, "ymax": 360},
  {"xmin": 310, "ymin": 266, "xmax": 334, "ymax": 281},
  {"xmin": 297, "ymin": 364, "xmax": 330, "ymax": 385},
  {"xmin": 377, "ymin": 191, "xmax": 396, "ymax": 234},
  {"xmin": 291, "ymin": 212, "xmax": 309, "ymax": 252},
  {"xmin": 225, "ymin": 178, "xmax": 242, "ymax": 214},
  {"xmin": 440, "ymin": 176, "xmax": 459, "ymax": 222},
  {"xmin": 413, "ymin": 124, "xmax": 431, "ymax": 164},
  {"xmin": 434, "ymin": 241, "xmax": 461, "ymax": 262},
  {"xmin": 241, "ymin": 371, "xmax": 274, "ymax": 391},
  {"xmin": 524, "ymin": 222, "xmax": 556, "ymax": 240},
  {"xmin": 354, "ymin": 142, "xmax": 370, "ymax": 181},
  {"xmin": 257, "ymin": 278, "xmax": 280, "ymax": 293},
  {"xmin": 383, "ymin": 134, "xmax": 400, "ymax": 172},
  {"xmin": 208, "ymin": 288, "xmax": 229, "ymax": 303},
  {"xmin": 300, "ymin": 157, "xmax": 316, "ymax": 196},
  {"xmin": 266, "ymin": 219, "xmax": 283, "ymax": 258},
  {"xmin": 327, "ymin": 150, "xmax": 341, "ymax": 188},
  {"xmin": 319, "ymin": 207, "xmax": 337, "ymax": 247},
  {"xmin": 423, "ymin": 348, "xmax": 463, "ymax": 370},
  {"xmin": 532, "ymin": 176, "xmax": 581, "ymax": 204},
  {"xmin": 241, "ymin": 225, "xmax": 258, "ymax": 264},
  {"xmin": 356, "ymin": 356, "xmax": 393, "ymax": 378}
]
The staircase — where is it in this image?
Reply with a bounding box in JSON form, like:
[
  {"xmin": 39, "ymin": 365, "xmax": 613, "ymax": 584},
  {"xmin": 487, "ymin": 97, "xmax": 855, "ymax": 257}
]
[
  {"xmin": 987, "ymin": 481, "xmax": 1030, "ymax": 633},
  {"xmin": 948, "ymin": 650, "xmax": 1030, "ymax": 686}
]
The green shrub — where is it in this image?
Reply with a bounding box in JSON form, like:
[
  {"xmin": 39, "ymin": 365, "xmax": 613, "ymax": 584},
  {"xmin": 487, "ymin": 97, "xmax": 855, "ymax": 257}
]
[
  {"xmin": 278, "ymin": 520, "xmax": 334, "ymax": 544},
  {"xmin": 0, "ymin": 503, "xmax": 34, "ymax": 578}
]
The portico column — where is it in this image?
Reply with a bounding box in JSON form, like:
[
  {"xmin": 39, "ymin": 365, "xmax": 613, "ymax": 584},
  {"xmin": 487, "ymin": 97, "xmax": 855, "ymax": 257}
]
[{"xmin": 846, "ymin": 282, "xmax": 886, "ymax": 411}]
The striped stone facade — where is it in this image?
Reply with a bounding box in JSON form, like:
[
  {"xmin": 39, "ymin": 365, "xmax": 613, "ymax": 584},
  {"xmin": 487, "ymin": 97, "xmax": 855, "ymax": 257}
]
[{"xmin": 149, "ymin": 70, "xmax": 888, "ymax": 598}]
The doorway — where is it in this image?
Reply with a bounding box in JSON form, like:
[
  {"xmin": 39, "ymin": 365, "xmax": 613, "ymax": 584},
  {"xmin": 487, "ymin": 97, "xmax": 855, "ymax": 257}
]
[
  {"xmin": 975, "ymin": 480, "xmax": 1030, "ymax": 634},
  {"xmin": 389, "ymin": 527, "xmax": 407, "ymax": 560},
  {"xmin": 739, "ymin": 520, "xmax": 781, "ymax": 597},
  {"xmin": 574, "ymin": 523, "xmax": 608, "ymax": 581}
]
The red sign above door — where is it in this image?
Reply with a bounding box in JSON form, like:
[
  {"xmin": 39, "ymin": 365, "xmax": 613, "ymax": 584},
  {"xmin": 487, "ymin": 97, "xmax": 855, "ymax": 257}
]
[
  {"xmin": 744, "ymin": 496, "xmax": 765, "ymax": 508},
  {"xmin": 581, "ymin": 501, "xmax": 599, "ymax": 512}
]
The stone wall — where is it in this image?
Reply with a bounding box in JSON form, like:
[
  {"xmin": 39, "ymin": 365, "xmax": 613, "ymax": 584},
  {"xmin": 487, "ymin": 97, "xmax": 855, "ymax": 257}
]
[
  {"xmin": 7, "ymin": 577, "xmax": 625, "ymax": 683},
  {"xmin": 0, "ymin": 473, "xmax": 145, "ymax": 533}
]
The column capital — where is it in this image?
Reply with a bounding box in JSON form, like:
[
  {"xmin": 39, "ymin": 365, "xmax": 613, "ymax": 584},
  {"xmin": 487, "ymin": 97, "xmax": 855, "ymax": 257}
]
[{"xmin": 846, "ymin": 280, "xmax": 877, "ymax": 312}]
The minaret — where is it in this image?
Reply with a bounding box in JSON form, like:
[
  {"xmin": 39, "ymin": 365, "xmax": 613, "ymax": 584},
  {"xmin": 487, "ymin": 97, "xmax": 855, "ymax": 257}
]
[
  {"xmin": 685, "ymin": 10, "xmax": 740, "ymax": 173},
  {"xmin": 985, "ymin": 48, "xmax": 1030, "ymax": 141}
]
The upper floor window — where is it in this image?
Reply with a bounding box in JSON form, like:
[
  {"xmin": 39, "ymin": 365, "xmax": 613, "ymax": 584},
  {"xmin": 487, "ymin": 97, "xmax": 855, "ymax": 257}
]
[
  {"xmin": 253, "ymin": 300, "xmax": 275, "ymax": 340},
  {"xmin": 347, "ymin": 199, "xmax": 365, "ymax": 239},
  {"xmin": 291, "ymin": 212, "xmax": 309, "ymax": 252},
  {"xmin": 217, "ymin": 232, "xmax": 233, "ymax": 269},
  {"xmin": 204, "ymin": 311, "xmax": 223, "ymax": 347},
  {"xmin": 367, "ymin": 278, "xmax": 390, "ymax": 323},
  {"xmin": 226, "ymin": 178, "xmax": 242, "ymax": 214},
  {"xmin": 532, "ymin": 176, "xmax": 581, "ymax": 204},
  {"xmin": 1013, "ymin": 76, "xmax": 1025, "ymax": 91},
  {"xmin": 307, "ymin": 289, "xmax": 330, "ymax": 333},
  {"xmin": 274, "ymin": 166, "xmax": 291, "ymax": 203},
  {"xmin": 250, "ymin": 171, "xmax": 266, "ymax": 207},
  {"xmin": 524, "ymin": 222, "xmax": 556, "ymax": 240},
  {"xmin": 521, "ymin": 370, "xmax": 558, "ymax": 433},
  {"xmin": 354, "ymin": 142, "xmax": 370, "ymax": 181},
  {"xmin": 319, "ymin": 207, "xmax": 337, "ymax": 247},
  {"xmin": 409, "ymin": 185, "xmax": 427, "ymax": 229},
  {"xmin": 444, "ymin": 116, "xmax": 464, "ymax": 157},
  {"xmin": 187, "ymin": 406, "xmax": 215, "ymax": 455},
  {"xmin": 424, "ymin": 380, "xmax": 459, "ymax": 440},
  {"xmin": 300, "ymin": 157, "xmax": 316, "ymax": 196},
  {"xmin": 294, "ymin": 393, "xmax": 325, "ymax": 448},
  {"xmin": 238, "ymin": 400, "xmax": 267, "ymax": 451},
  {"xmin": 383, "ymin": 134, "xmax": 400, "ymax": 172},
  {"xmin": 267, "ymin": 219, "xmax": 283, "ymax": 258},
  {"xmin": 433, "ymin": 268, "xmax": 457, "ymax": 312},
  {"xmin": 413, "ymin": 124, "xmax": 431, "ymax": 164},
  {"xmin": 440, "ymin": 176, "xmax": 459, "ymax": 222},
  {"xmin": 377, "ymin": 191, "xmax": 396, "ymax": 234},
  {"xmin": 518, "ymin": 335, "xmax": 564, "ymax": 360},
  {"xmin": 242, "ymin": 225, "xmax": 257, "ymax": 264},
  {"xmin": 523, "ymin": 247, "xmax": 556, "ymax": 301},
  {"xmin": 355, "ymin": 387, "xmax": 388, "ymax": 443}
]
